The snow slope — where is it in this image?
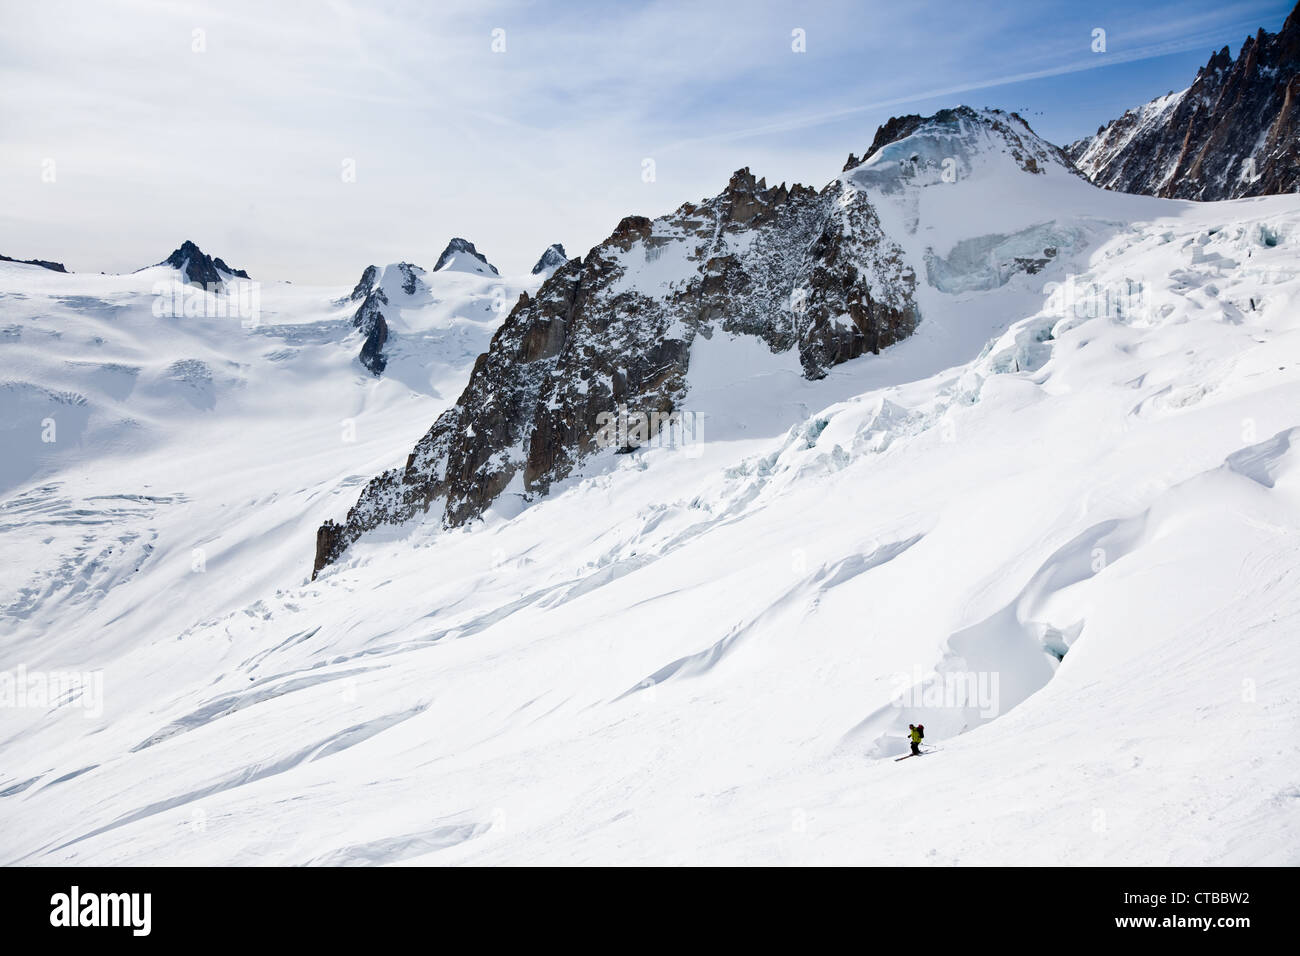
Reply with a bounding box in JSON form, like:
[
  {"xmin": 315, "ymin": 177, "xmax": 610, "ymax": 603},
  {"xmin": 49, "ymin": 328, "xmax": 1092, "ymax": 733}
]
[
  {"xmin": 0, "ymin": 256, "xmax": 533, "ymax": 661},
  {"xmin": 2, "ymin": 131, "xmax": 1299, "ymax": 865}
]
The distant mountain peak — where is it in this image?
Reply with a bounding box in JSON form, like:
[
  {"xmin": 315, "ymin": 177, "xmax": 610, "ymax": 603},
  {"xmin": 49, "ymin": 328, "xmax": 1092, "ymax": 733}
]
[
  {"xmin": 158, "ymin": 240, "xmax": 250, "ymax": 286},
  {"xmin": 852, "ymin": 107, "xmax": 1082, "ymax": 182},
  {"xmin": 349, "ymin": 264, "xmax": 379, "ymax": 301},
  {"xmin": 433, "ymin": 238, "xmax": 498, "ymax": 275},
  {"xmin": 530, "ymin": 243, "xmax": 568, "ymax": 275},
  {"xmin": 346, "ymin": 262, "xmax": 432, "ymax": 377}
]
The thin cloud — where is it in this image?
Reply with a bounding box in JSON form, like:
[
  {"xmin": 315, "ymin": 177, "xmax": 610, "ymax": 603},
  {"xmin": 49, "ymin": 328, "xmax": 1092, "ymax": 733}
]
[{"xmin": 652, "ymin": 30, "xmax": 1249, "ymax": 154}]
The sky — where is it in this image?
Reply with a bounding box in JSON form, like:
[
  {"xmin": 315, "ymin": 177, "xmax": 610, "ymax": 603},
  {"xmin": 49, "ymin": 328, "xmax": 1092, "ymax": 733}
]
[{"xmin": 1, "ymin": 0, "xmax": 1296, "ymax": 284}]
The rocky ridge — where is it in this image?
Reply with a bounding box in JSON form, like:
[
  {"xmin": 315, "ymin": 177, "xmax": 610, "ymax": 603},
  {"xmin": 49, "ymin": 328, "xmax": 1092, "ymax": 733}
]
[
  {"xmin": 313, "ymin": 107, "xmax": 1079, "ymax": 576},
  {"xmin": 1067, "ymin": 3, "xmax": 1300, "ymax": 200}
]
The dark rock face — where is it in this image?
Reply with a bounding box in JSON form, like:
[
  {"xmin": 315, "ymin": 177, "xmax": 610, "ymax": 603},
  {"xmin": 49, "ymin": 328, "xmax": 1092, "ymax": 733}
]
[
  {"xmin": 313, "ymin": 156, "xmax": 920, "ymax": 576},
  {"xmin": 530, "ymin": 243, "xmax": 569, "ymax": 275},
  {"xmin": 349, "ymin": 264, "xmax": 379, "ymax": 301},
  {"xmin": 158, "ymin": 240, "xmax": 251, "ymax": 287},
  {"xmin": 348, "ymin": 262, "xmax": 426, "ymax": 376},
  {"xmin": 0, "ymin": 254, "xmax": 68, "ymax": 273},
  {"xmin": 433, "ymin": 238, "xmax": 498, "ymax": 275},
  {"xmin": 213, "ymin": 257, "xmax": 250, "ymax": 279},
  {"xmin": 352, "ymin": 291, "xmax": 388, "ymax": 376},
  {"xmin": 1067, "ymin": 4, "xmax": 1300, "ymax": 200},
  {"xmin": 397, "ymin": 262, "xmax": 421, "ymax": 295}
]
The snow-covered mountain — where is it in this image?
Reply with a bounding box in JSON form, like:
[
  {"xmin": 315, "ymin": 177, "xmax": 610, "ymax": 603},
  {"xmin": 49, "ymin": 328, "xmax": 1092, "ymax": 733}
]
[
  {"xmin": 530, "ymin": 243, "xmax": 569, "ymax": 276},
  {"xmin": 1067, "ymin": 2, "xmax": 1300, "ymax": 200},
  {"xmin": 2, "ymin": 103, "xmax": 1299, "ymax": 866},
  {"xmin": 432, "ymin": 238, "xmax": 499, "ymax": 276},
  {"xmin": 343, "ymin": 258, "xmax": 527, "ymax": 378},
  {"xmin": 157, "ymin": 239, "xmax": 251, "ymax": 287},
  {"xmin": 313, "ymin": 107, "xmax": 1088, "ymax": 574},
  {"xmin": 0, "ymin": 245, "xmax": 539, "ymax": 602}
]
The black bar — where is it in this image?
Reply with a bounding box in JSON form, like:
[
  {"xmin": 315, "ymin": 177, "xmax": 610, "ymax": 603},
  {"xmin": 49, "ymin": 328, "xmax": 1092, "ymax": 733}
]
[{"xmin": 0, "ymin": 866, "xmax": 1282, "ymax": 943}]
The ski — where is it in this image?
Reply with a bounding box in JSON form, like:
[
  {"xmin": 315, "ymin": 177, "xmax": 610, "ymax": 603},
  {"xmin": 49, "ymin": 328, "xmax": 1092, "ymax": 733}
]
[{"xmin": 895, "ymin": 750, "xmax": 931, "ymax": 761}]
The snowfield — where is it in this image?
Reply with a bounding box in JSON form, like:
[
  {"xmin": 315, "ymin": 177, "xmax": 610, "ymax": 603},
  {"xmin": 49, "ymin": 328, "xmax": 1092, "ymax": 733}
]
[{"xmin": 2, "ymin": 126, "xmax": 1299, "ymax": 865}]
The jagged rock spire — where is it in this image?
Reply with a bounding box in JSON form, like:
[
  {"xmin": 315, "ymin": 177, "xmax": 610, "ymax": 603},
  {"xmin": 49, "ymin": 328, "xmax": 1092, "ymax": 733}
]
[{"xmin": 158, "ymin": 240, "xmax": 250, "ymax": 287}]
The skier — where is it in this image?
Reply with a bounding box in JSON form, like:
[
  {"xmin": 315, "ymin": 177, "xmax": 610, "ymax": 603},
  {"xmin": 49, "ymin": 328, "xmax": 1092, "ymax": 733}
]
[{"xmin": 908, "ymin": 723, "xmax": 925, "ymax": 756}]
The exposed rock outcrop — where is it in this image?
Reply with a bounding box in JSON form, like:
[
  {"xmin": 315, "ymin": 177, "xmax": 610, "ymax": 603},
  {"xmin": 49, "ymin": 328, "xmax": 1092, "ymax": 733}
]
[
  {"xmin": 348, "ymin": 262, "xmax": 426, "ymax": 376},
  {"xmin": 0, "ymin": 254, "xmax": 68, "ymax": 273},
  {"xmin": 157, "ymin": 240, "xmax": 251, "ymax": 288},
  {"xmin": 531, "ymin": 243, "xmax": 569, "ymax": 275},
  {"xmin": 314, "ymin": 160, "xmax": 922, "ymax": 575},
  {"xmin": 351, "ymin": 284, "xmax": 389, "ymax": 376},
  {"xmin": 349, "ymin": 264, "xmax": 379, "ymax": 301},
  {"xmin": 313, "ymin": 107, "xmax": 1080, "ymax": 577}
]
